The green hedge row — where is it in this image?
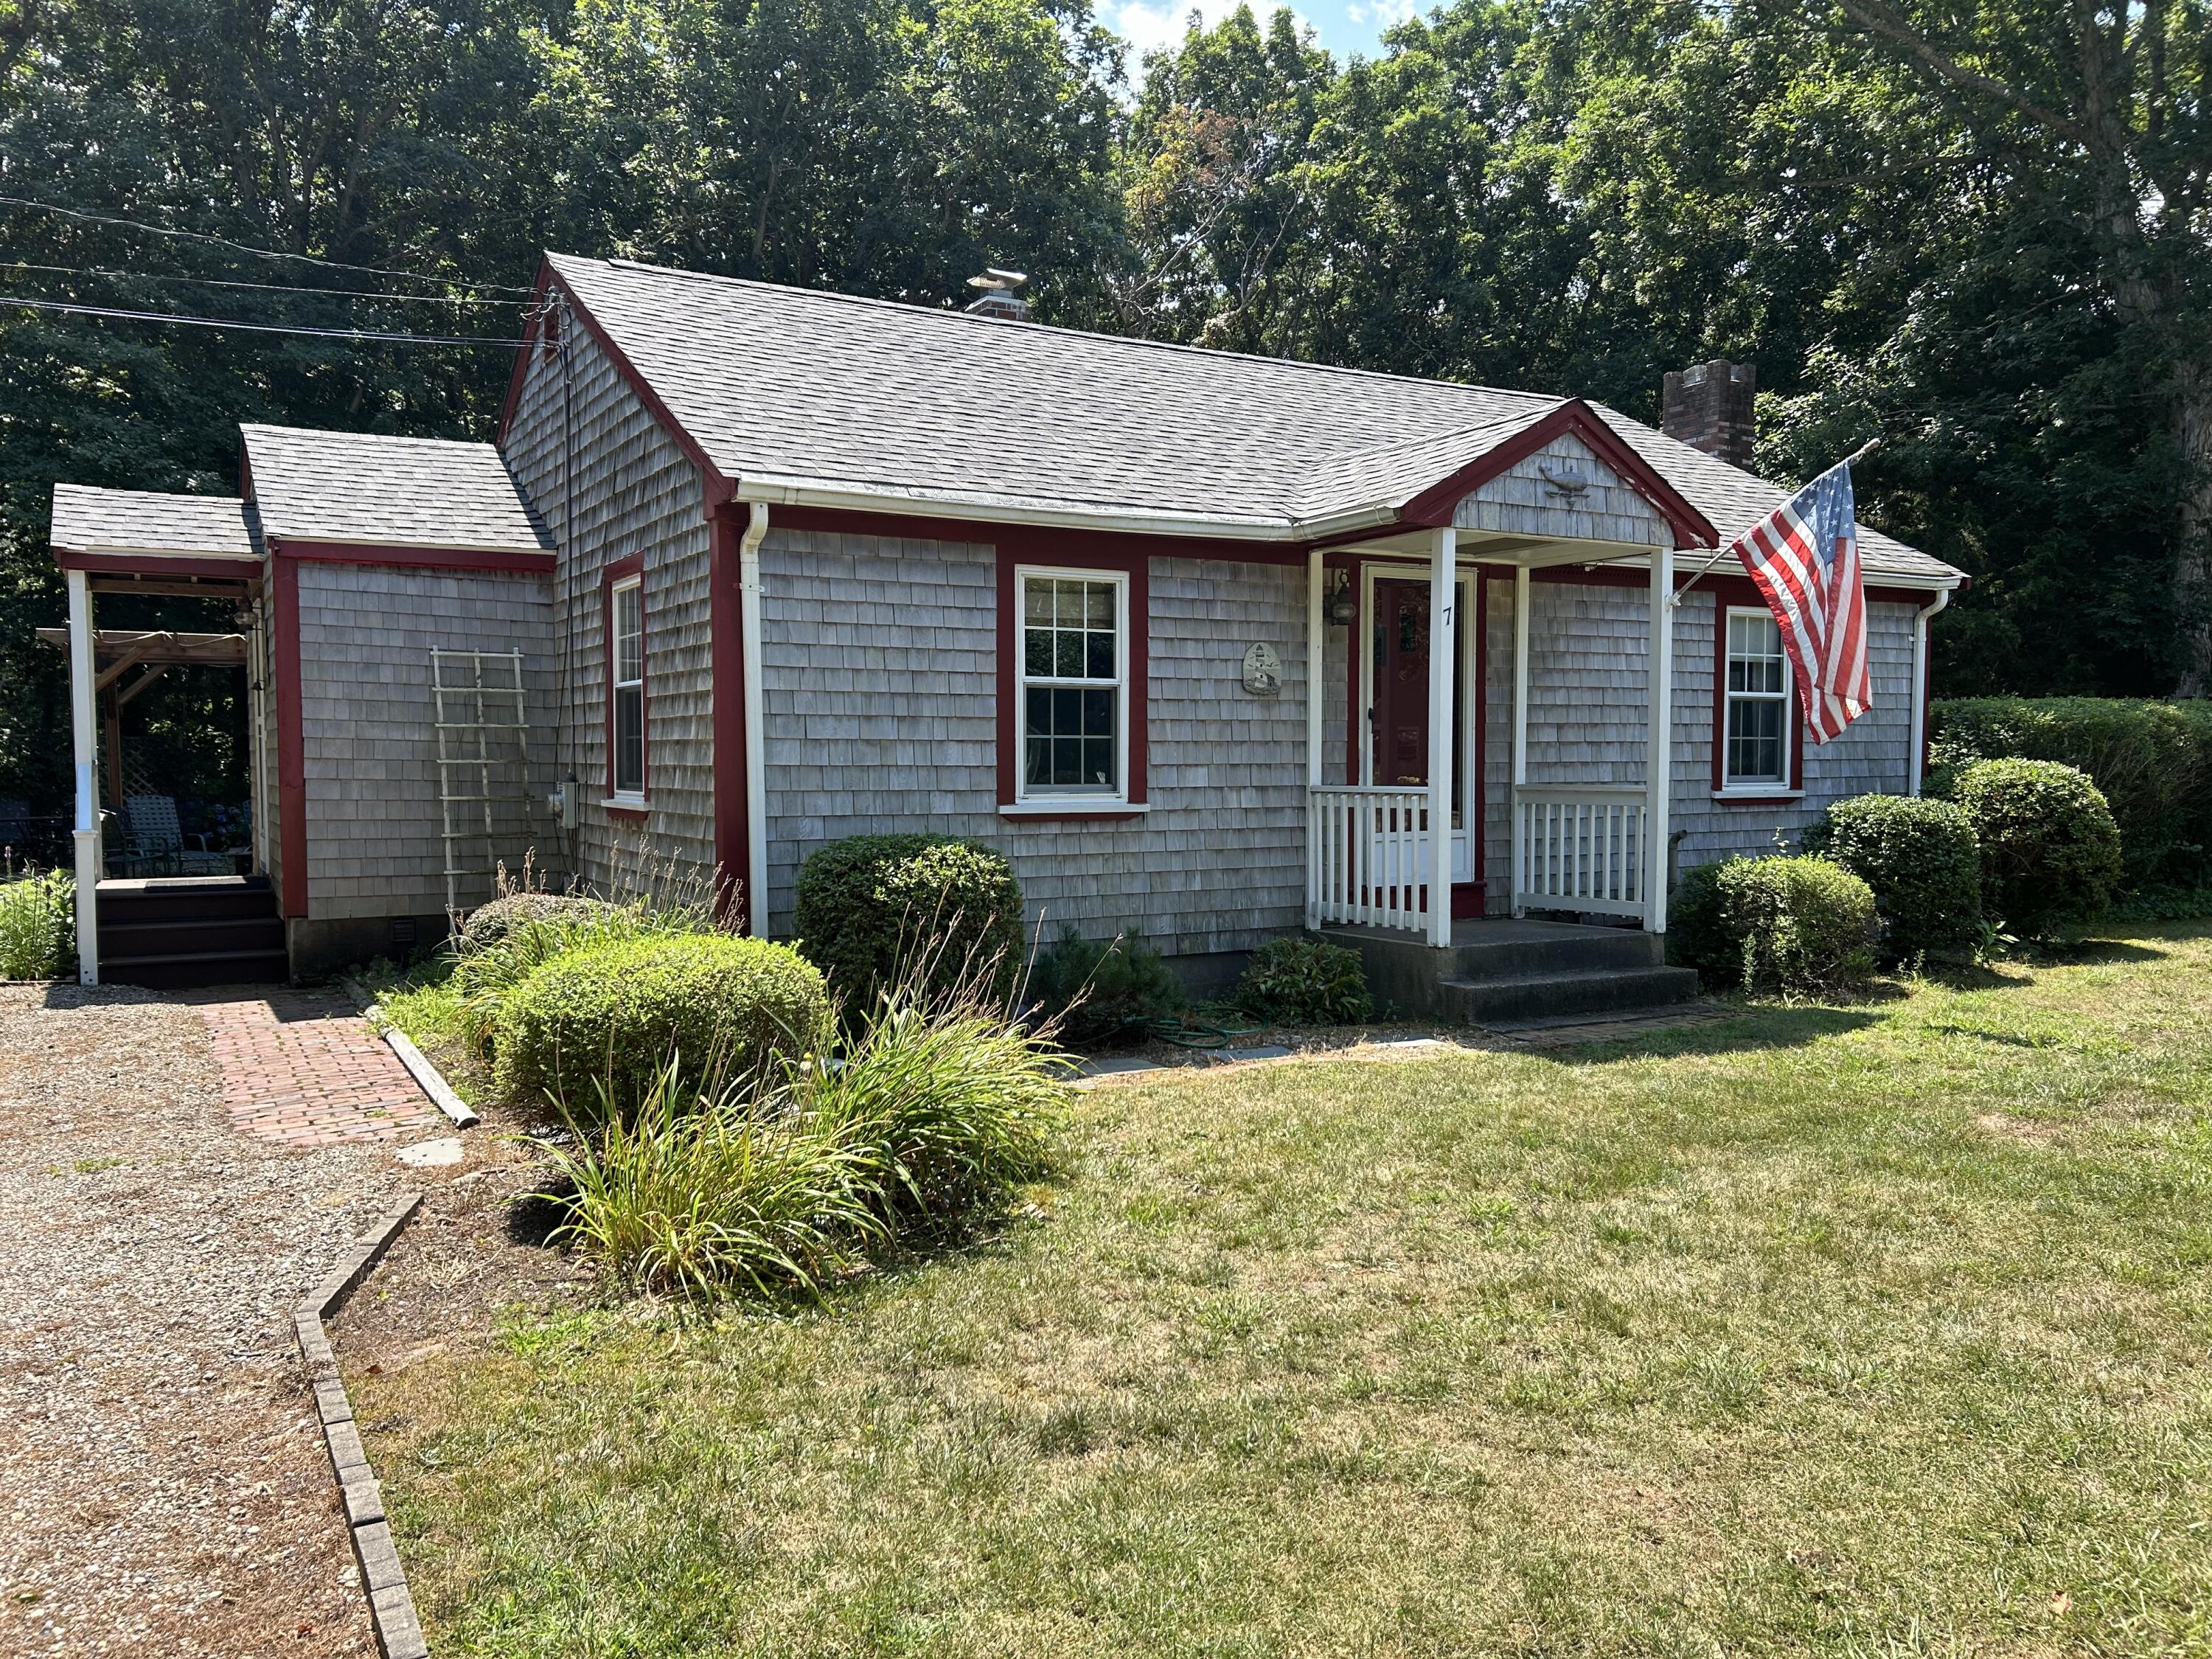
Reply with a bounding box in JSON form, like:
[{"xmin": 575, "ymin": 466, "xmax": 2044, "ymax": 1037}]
[{"xmin": 1930, "ymin": 698, "xmax": 2212, "ymax": 891}]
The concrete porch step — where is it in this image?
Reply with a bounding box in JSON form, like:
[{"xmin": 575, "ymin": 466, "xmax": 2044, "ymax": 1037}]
[{"xmin": 1438, "ymin": 964, "xmax": 1702, "ymax": 1026}]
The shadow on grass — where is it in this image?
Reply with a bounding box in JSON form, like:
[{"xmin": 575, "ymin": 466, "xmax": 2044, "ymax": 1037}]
[{"xmin": 1540, "ymin": 1004, "xmax": 1881, "ymax": 1067}]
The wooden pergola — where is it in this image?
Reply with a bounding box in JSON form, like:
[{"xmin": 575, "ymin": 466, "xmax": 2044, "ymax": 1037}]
[{"xmin": 36, "ymin": 628, "xmax": 249, "ymax": 811}]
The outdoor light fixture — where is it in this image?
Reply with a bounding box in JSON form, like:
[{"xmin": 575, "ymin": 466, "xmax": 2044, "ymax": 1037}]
[{"xmin": 1325, "ymin": 572, "xmax": 1357, "ymax": 626}]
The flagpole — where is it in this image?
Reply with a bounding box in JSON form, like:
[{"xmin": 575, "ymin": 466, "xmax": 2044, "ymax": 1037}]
[{"xmin": 1666, "ymin": 435, "xmax": 1881, "ymax": 610}]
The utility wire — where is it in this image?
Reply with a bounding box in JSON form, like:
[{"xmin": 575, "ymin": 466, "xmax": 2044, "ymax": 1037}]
[
  {"xmin": 1, "ymin": 260, "xmax": 518, "ymax": 307},
  {"xmin": 0, "ymin": 194, "xmax": 535, "ymax": 294},
  {"xmin": 0, "ymin": 295, "xmax": 526, "ymax": 347}
]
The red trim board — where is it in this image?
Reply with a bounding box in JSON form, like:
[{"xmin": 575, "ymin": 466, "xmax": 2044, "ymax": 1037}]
[
  {"xmin": 270, "ymin": 553, "xmax": 308, "ymax": 919},
  {"xmin": 601, "ymin": 553, "xmax": 648, "ymax": 817},
  {"xmin": 708, "ymin": 509, "xmax": 749, "ymax": 923},
  {"xmin": 271, "ymin": 539, "xmax": 554, "ymax": 574},
  {"xmin": 995, "ymin": 544, "xmax": 1149, "ymax": 818},
  {"xmin": 55, "ymin": 550, "xmax": 260, "ymax": 580},
  {"xmin": 1705, "ymin": 573, "xmax": 1805, "ymax": 801},
  {"xmin": 1397, "ymin": 400, "xmax": 1719, "ymax": 550}
]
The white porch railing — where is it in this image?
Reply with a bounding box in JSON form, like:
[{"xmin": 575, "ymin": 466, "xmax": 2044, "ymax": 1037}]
[
  {"xmin": 1308, "ymin": 785, "xmax": 1435, "ymax": 931},
  {"xmin": 1512, "ymin": 785, "xmax": 1649, "ymax": 919}
]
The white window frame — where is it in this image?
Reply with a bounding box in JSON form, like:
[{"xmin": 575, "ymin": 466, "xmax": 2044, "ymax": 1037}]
[
  {"xmin": 1719, "ymin": 604, "xmax": 1793, "ymax": 794},
  {"xmin": 1013, "ymin": 564, "xmax": 1130, "ymax": 807},
  {"xmin": 609, "ymin": 573, "xmax": 646, "ymax": 803}
]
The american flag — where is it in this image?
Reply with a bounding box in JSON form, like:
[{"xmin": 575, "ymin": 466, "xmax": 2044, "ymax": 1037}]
[{"xmin": 1731, "ymin": 457, "xmax": 1871, "ymax": 743}]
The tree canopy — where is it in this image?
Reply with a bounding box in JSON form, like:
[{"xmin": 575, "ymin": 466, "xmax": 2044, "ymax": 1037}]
[{"xmin": 1, "ymin": 0, "xmax": 2205, "ymax": 808}]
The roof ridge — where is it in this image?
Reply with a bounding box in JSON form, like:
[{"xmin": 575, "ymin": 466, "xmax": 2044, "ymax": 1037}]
[
  {"xmin": 238, "ymin": 422, "xmax": 498, "ymax": 451},
  {"xmin": 556, "ymin": 253, "xmax": 1568, "ymax": 406}
]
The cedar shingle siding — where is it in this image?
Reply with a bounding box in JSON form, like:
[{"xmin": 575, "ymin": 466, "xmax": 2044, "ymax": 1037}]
[
  {"xmin": 759, "ymin": 529, "xmax": 1312, "ymax": 957},
  {"xmin": 293, "ymin": 562, "xmax": 557, "ymax": 919},
  {"xmin": 503, "ymin": 320, "xmax": 718, "ymax": 897}
]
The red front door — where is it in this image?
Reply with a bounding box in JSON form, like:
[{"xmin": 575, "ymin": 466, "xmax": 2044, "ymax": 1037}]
[{"xmin": 1368, "ymin": 576, "xmax": 1479, "ymax": 912}]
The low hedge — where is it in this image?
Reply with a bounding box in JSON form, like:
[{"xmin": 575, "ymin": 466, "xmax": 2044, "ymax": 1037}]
[
  {"xmin": 1669, "ymin": 856, "xmax": 1878, "ymax": 995},
  {"xmin": 793, "ymin": 835, "xmax": 1024, "ymax": 1012},
  {"xmin": 1937, "ymin": 758, "xmax": 2122, "ymax": 940},
  {"xmin": 1930, "ymin": 697, "xmax": 2212, "ymax": 889},
  {"xmin": 494, "ymin": 933, "xmax": 830, "ymax": 1117},
  {"xmin": 1235, "ymin": 937, "xmax": 1373, "ymax": 1026},
  {"xmin": 1803, "ymin": 794, "xmax": 1983, "ymax": 964}
]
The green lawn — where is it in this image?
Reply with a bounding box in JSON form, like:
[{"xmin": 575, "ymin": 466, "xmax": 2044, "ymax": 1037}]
[{"xmin": 351, "ymin": 928, "xmax": 2212, "ymax": 1657}]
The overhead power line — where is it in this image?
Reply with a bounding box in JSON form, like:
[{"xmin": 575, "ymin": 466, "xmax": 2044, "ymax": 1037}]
[
  {"xmin": 0, "ymin": 195, "xmax": 535, "ymax": 295},
  {"xmin": 0, "ymin": 295, "xmax": 527, "ymax": 347},
  {"xmin": 2, "ymin": 260, "xmax": 518, "ymax": 307}
]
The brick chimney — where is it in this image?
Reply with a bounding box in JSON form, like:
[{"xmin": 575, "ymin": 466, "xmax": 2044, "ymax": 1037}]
[{"xmin": 1662, "ymin": 358, "xmax": 1756, "ymax": 470}]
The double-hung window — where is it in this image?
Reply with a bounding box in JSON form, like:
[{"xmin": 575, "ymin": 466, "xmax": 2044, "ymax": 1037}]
[
  {"xmin": 610, "ymin": 574, "xmax": 645, "ymax": 800},
  {"xmin": 1018, "ymin": 568, "xmax": 1126, "ymax": 801},
  {"xmin": 1722, "ymin": 606, "xmax": 1790, "ymax": 790}
]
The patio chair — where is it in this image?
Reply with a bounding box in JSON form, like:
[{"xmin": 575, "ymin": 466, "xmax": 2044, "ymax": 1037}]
[{"xmin": 118, "ymin": 793, "xmax": 229, "ymax": 877}]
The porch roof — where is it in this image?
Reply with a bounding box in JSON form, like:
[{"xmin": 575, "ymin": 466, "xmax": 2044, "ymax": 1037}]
[
  {"xmin": 34, "ymin": 628, "xmax": 249, "ymax": 668},
  {"xmin": 240, "ymin": 424, "xmax": 553, "ymax": 554},
  {"xmin": 536, "ymin": 254, "xmax": 1964, "ymax": 588},
  {"xmin": 49, "ymin": 484, "xmax": 262, "ymax": 563}
]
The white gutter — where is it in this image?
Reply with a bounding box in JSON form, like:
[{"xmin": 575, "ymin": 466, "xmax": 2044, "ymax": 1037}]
[
  {"xmin": 733, "ymin": 476, "xmax": 1402, "ymax": 545},
  {"xmin": 66, "ymin": 567, "xmax": 100, "ymax": 984},
  {"xmin": 1909, "ymin": 587, "xmax": 1952, "ymax": 796},
  {"xmin": 739, "ymin": 501, "xmax": 770, "ymax": 936}
]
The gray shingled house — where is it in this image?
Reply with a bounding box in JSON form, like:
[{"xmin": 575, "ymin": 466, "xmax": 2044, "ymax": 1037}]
[{"xmin": 47, "ymin": 256, "xmax": 1964, "ymax": 1016}]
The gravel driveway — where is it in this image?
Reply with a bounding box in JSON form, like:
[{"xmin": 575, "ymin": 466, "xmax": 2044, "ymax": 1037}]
[{"xmin": 0, "ymin": 983, "xmax": 406, "ymax": 1658}]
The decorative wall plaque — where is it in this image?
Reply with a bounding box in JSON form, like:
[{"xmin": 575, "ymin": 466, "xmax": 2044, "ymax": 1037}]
[{"xmin": 1242, "ymin": 641, "xmax": 1282, "ymax": 696}]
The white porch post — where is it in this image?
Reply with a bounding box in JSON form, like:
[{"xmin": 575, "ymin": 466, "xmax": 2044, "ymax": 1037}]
[
  {"xmin": 1306, "ymin": 545, "xmax": 1324, "ymax": 931},
  {"xmin": 1511, "ymin": 566, "xmax": 1529, "ymax": 919},
  {"xmin": 66, "ymin": 567, "xmax": 100, "ymax": 984},
  {"xmin": 1427, "ymin": 526, "xmax": 1456, "ymax": 947},
  {"xmin": 1646, "ymin": 546, "xmax": 1675, "ymax": 934}
]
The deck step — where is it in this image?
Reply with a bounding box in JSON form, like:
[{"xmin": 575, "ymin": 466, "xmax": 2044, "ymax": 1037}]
[
  {"xmin": 97, "ymin": 917, "xmax": 286, "ymax": 953},
  {"xmin": 1438, "ymin": 964, "xmax": 1702, "ymax": 1025},
  {"xmin": 98, "ymin": 948, "xmax": 290, "ymax": 990}
]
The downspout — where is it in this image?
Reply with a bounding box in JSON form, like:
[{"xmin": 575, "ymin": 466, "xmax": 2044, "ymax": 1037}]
[
  {"xmin": 1909, "ymin": 588, "xmax": 1951, "ymax": 796},
  {"xmin": 66, "ymin": 566, "xmax": 100, "ymax": 984},
  {"xmin": 739, "ymin": 501, "xmax": 770, "ymax": 937}
]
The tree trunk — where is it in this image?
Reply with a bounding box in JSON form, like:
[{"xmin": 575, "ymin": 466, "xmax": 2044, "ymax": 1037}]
[{"xmin": 2171, "ymin": 358, "xmax": 2212, "ymax": 697}]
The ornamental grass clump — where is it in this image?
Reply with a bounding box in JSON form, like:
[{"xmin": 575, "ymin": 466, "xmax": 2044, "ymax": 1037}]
[
  {"xmin": 532, "ymin": 954, "xmax": 1072, "ymax": 1298},
  {"xmin": 495, "ymin": 933, "xmax": 831, "ymax": 1119},
  {"xmin": 0, "ymin": 866, "xmax": 72, "ymax": 980}
]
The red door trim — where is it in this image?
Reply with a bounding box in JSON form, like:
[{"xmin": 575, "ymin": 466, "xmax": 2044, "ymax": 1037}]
[{"xmin": 601, "ymin": 554, "xmax": 649, "ymax": 821}]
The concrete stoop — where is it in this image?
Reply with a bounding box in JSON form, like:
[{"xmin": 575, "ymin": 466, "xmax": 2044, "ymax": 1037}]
[{"xmin": 1324, "ymin": 917, "xmax": 1701, "ymax": 1026}]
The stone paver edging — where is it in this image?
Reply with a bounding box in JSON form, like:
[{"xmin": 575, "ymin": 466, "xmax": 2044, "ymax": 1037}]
[
  {"xmin": 343, "ymin": 978, "xmax": 480, "ymax": 1130},
  {"xmin": 294, "ymin": 1194, "xmax": 431, "ymax": 1659}
]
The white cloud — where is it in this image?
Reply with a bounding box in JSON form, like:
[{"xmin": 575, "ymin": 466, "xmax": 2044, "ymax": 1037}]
[
  {"xmin": 1344, "ymin": 0, "xmax": 1422, "ymax": 29},
  {"xmin": 1106, "ymin": 0, "xmax": 1248, "ymax": 59}
]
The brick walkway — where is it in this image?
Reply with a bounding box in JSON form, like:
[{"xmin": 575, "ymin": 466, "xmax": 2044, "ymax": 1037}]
[{"xmin": 182, "ymin": 987, "xmax": 444, "ymax": 1148}]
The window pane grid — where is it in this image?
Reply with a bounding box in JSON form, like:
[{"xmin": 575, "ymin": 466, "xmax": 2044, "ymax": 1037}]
[
  {"xmin": 1723, "ymin": 609, "xmax": 1787, "ymax": 787},
  {"xmin": 611, "ymin": 579, "xmax": 644, "ymax": 796},
  {"xmin": 1019, "ymin": 574, "xmax": 1121, "ymax": 796}
]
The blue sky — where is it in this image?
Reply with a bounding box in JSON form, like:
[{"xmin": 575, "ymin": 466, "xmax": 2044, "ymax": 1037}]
[{"xmin": 1102, "ymin": 0, "xmax": 1418, "ymax": 69}]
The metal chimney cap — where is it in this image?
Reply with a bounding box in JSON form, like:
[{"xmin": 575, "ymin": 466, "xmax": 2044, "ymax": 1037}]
[{"xmin": 966, "ymin": 268, "xmax": 1029, "ymax": 292}]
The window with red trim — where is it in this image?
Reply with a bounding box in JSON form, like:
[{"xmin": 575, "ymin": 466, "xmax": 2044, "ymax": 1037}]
[
  {"xmin": 995, "ymin": 548, "xmax": 1148, "ymax": 817},
  {"xmin": 608, "ymin": 569, "xmax": 645, "ymax": 801}
]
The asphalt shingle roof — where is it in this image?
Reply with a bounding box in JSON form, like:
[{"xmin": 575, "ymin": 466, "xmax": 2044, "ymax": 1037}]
[
  {"xmin": 549, "ymin": 254, "xmax": 1961, "ymax": 586},
  {"xmin": 241, "ymin": 425, "xmax": 552, "ymax": 553},
  {"xmin": 49, "ymin": 484, "xmax": 262, "ymax": 560}
]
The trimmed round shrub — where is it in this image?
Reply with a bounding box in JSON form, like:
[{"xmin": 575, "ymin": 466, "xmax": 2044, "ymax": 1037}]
[
  {"xmin": 1234, "ymin": 936, "xmax": 1373, "ymax": 1026},
  {"xmin": 1938, "ymin": 758, "xmax": 2122, "ymax": 939},
  {"xmin": 457, "ymin": 891, "xmax": 610, "ymax": 954},
  {"xmin": 1667, "ymin": 855, "xmax": 1877, "ymax": 995},
  {"xmin": 494, "ymin": 933, "xmax": 830, "ymax": 1117},
  {"xmin": 1803, "ymin": 794, "xmax": 1983, "ymax": 964},
  {"xmin": 793, "ymin": 835, "xmax": 1024, "ymax": 1012}
]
